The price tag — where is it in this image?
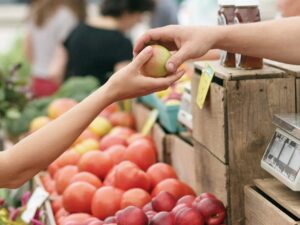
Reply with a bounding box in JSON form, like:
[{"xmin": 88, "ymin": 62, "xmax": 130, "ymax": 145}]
[
  {"xmin": 141, "ymin": 109, "xmax": 159, "ymax": 136},
  {"xmin": 196, "ymin": 63, "xmax": 215, "ymax": 109}
]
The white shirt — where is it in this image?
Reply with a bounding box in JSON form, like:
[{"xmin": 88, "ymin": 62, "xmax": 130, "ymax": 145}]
[{"xmin": 29, "ymin": 6, "xmax": 78, "ymax": 78}]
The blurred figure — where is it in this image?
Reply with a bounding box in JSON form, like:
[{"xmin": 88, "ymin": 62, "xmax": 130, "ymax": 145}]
[
  {"xmin": 151, "ymin": 0, "xmax": 178, "ymax": 28},
  {"xmin": 52, "ymin": 0, "xmax": 154, "ymax": 85},
  {"xmin": 24, "ymin": 0, "xmax": 86, "ymax": 98},
  {"xmin": 277, "ymin": 0, "xmax": 300, "ymax": 17}
]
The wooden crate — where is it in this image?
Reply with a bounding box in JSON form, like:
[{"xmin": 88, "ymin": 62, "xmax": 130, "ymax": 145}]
[
  {"xmin": 166, "ymin": 135, "xmax": 197, "ymax": 193},
  {"xmin": 245, "ymin": 178, "xmax": 300, "ymax": 225},
  {"xmin": 264, "ymin": 60, "xmax": 300, "ymax": 112},
  {"xmin": 191, "ymin": 61, "xmax": 296, "ymax": 225}
]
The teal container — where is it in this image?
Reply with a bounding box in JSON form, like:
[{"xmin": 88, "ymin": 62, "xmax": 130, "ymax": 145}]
[{"xmin": 139, "ymin": 94, "xmax": 157, "ymax": 108}]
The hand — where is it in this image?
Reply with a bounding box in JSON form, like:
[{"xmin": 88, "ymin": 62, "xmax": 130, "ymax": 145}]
[
  {"xmin": 134, "ymin": 25, "xmax": 219, "ymax": 73},
  {"xmin": 106, "ymin": 46, "xmax": 185, "ymax": 102}
]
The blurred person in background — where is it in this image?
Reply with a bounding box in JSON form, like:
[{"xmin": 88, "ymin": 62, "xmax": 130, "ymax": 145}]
[
  {"xmin": 51, "ymin": 0, "xmax": 154, "ymax": 86},
  {"xmin": 24, "ymin": 0, "xmax": 86, "ymax": 98},
  {"xmin": 150, "ymin": 0, "xmax": 178, "ymax": 28},
  {"xmin": 277, "ymin": 0, "xmax": 300, "ymax": 17}
]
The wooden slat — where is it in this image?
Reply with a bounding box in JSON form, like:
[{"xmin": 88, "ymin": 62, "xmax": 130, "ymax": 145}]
[
  {"xmin": 192, "ymin": 74, "xmax": 227, "ymax": 163},
  {"xmin": 168, "ymin": 135, "xmax": 197, "ymax": 193},
  {"xmin": 132, "ymin": 101, "xmax": 152, "ymax": 132},
  {"xmin": 151, "ymin": 123, "xmax": 166, "ymax": 162},
  {"xmin": 227, "ymin": 77, "xmax": 296, "ymax": 225},
  {"xmin": 194, "ymin": 141, "xmax": 228, "ymax": 206},
  {"xmin": 264, "ymin": 60, "xmax": 300, "ymax": 77},
  {"xmin": 297, "ymin": 79, "xmax": 300, "ymax": 113},
  {"xmin": 245, "ymin": 186, "xmax": 299, "ymax": 225},
  {"xmin": 254, "ymin": 178, "xmax": 300, "ymax": 219},
  {"xmin": 194, "ymin": 61, "xmax": 286, "ymax": 80}
]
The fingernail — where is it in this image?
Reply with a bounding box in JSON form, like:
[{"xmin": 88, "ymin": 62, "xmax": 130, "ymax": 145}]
[
  {"xmin": 167, "ymin": 62, "xmax": 175, "ymax": 72},
  {"xmin": 145, "ymin": 46, "xmax": 152, "ymax": 53}
]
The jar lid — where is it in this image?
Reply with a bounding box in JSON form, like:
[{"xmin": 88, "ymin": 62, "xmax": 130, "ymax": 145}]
[
  {"xmin": 218, "ymin": 0, "xmax": 235, "ymax": 5},
  {"xmin": 235, "ymin": 0, "xmax": 259, "ymax": 6}
]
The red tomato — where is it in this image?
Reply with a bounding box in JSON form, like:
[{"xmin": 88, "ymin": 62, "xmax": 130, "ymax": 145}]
[
  {"xmin": 56, "ymin": 150, "xmax": 81, "ymax": 168},
  {"xmin": 91, "ymin": 187, "xmax": 124, "ymax": 220},
  {"xmin": 78, "ymin": 151, "xmax": 113, "ymax": 179},
  {"xmin": 114, "ymin": 161, "xmax": 150, "ymax": 191},
  {"xmin": 75, "ymin": 129, "xmax": 99, "ymax": 145},
  {"xmin": 63, "ymin": 182, "xmax": 97, "ymax": 213},
  {"xmin": 48, "ymin": 98, "xmax": 77, "ymax": 119},
  {"xmin": 109, "ymin": 112, "xmax": 135, "ymax": 129},
  {"xmin": 51, "ymin": 196, "xmax": 63, "ymax": 215},
  {"xmin": 100, "ymin": 135, "xmax": 127, "ymax": 150},
  {"xmin": 109, "ymin": 127, "xmax": 135, "ymax": 139},
  {"xmin": 124, "ymin": 140, "xmax": 156, "ymax": 171},
  {"xmin": 105, "ymin": 145, "xmax": 126, "ymax": 165},
  {"xmin": 181, "ymin": 181, "xmax": 196, "ymax": 196},
  {"xmin": 103, "ymin": 166, "xmax": 117, "ymax": 186},
  {"xmin": 48, "ymin": 161, "xmax": 60, "ymax": 178},
  {"xmin": 151, "ymin": 178, "xmax": 185, "ymax": 200},
  {"xmin": 121, "ymin": 188, "xmax": 151, "ymax": 209},
  {"xmin": 70, "ymin": 172, "xmax": 102, "ymax": 188},
  {"xmin": 146, "ymin": 163, "xmax": 178, "ymax": 190},
  {"xmin": 41, "ymin": 174, "xmax": 56, "ymax": 193},
  {"xmin": 55, "ymin": 166, "xmax": 78, "ymax": 194},
  {"xmin": 100, "ymin": 103, "xmax": 120, "ymax": 118},
  {"xmin": 60, "ymin": 213, "xmax": 91, "ymax": 224}
]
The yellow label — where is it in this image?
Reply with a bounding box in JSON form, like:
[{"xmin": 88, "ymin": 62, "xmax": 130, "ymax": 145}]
[
  {"xmin": 123, "ymin": 99, "xmax": 132, "ymax": 112},
  {"xmin": 196, "ymin": 63, "xmax": 215, "ymax": 109},
  {"xmin": 141, "ymin": 109, "xmax": 159, "ymax": 135}
]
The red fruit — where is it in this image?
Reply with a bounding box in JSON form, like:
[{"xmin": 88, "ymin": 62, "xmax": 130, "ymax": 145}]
[
  {"xmin": 181, "ymin": 182, "xmax": 196, "ymax": 196},
  {"xmin": 48, "ymin": 98, "xmax": 77, "ymax": 119},
  {"xmin": 105, "ymin": 145, "xmax": 126, "ymax": 165},
  {"xmin": 41, "ymin": 174, "xmax": 56, "ymax": 193},
  {"xmin": 55, "ymin": 208, "xmax": 69, "ymax": 221},
  {"xmin": 116, "ymin": 206, "xmax": 148, "ymax": 225},
  {"xmin": 61, "ymin": 213, "xmax": 91, "ymax": 224},
  {"xmin": 75, "ymin": 129, "xmax": 100, "ymax": 145},
  {"xmin": 127, "ymin": 134, "xmax": 154, "ymax": 146},
  {"xmin": 78, "ymin": 151, "xmax": 113, "ymax": 179},
  {"xmin": 56, "ymin": 151, "xmax": 81, "ymax": 168},
  {"xmin": 142, "ymin": 202, "xmax": 153, "ymax": 213},
  {"xmin": 146, "ymin": 211, "xmax": 157, "ymax": 221},
  {"xmin": 124, "ymin": 140, "xmax": 156, "ymax": 171},
  {"xmin": 121, "ymin": 188, "xmax": 151, "ymax": 209},
  {"xmin": 55, "ymin": 165, "xmax": 78, "ymax": 194},
  {"xmin": 104, "ymin": 216, "xmax": 116, "ymax": 224},
  {"xmin": 177, "ymin": 195, "xmax": 196, "ymax": 207},
  {"xmin": 87, "ymin": 221, "xmax": 105, "ymax": 225},
  {"xmin": 51, "ymin": 196, "xmax": 63, "ymax": 215},
  {"xmin": 114, "ymin": 161, "xmax": 150, "ymax": 191},
  {"xmin": 109, "ymin": 112, "xmax": 135, "ymax": 129},
  {"xmin": 194, "ymin": 198, "xmax": 226, "ymax": 225},
  {"xmin": 150, "ymin": 212, "xmax": 174, "ymax": 225},
  {"xmin": 151, "ymin": 178, "xmax": 185, "ymax": 200},
  {"xmin": 48, "ymin": 161, "xmax": 60, "ymax": 178},
  {"xmin": 63, "ymin": 182, "xmax": 96, "ymax": 213},
  {"xmin": 100, "ymin": 103, "xmax": 120, "ymax": 118},
  {"xmin": 199, "ymin": 193, "xmax": 217, "ymax": 200},
  {"xmin": 152, "ymin": 191, "xmax": 176, "ymax": 212},
  {"xmin": 146, "ymin": 163, "xmax": 177, "ymax": 189},
  {"xmin": 110, "ymin": 127, "xmax": 135, "ymax": 139},
  {"xmin": 171, "ymin": 204, "xmax": 187, "ymax": 216},
  {"xmin": 70, "ymin": 172, "xmax": 102, "ymax": 188},
  {"xmin": 174, "ymin": 207, "xmax": 204, "ymax": 225},
  {"xmin": 104, "ymin": 167, "xmax": 117, "ymax": 186},
  {"xmin": 100, "ymin": 135, "xmax": 127, "ymax": 150},
  {"xmin": 91, "ymin": 187, "xmax": 124, "ymax": 220}
]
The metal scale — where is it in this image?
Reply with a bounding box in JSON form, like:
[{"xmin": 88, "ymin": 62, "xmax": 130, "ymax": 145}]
[{"xmin": 261, "ymin": 114, "xmax": 300, "ymax": 191}]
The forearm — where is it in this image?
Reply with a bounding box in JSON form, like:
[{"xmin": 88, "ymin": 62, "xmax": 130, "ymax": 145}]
[
  {"xmin": 214, "ymin": 17, "xmax": 300, "ymax": 64},
  {"xmin": 0, "ymin": 83, "xmax": 115, "ymax": 188}
]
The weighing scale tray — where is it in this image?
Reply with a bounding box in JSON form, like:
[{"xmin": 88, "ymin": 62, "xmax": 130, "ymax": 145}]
[{"xmin": 273, "ymin": 114, "xmax": 300, "ymax": 139}]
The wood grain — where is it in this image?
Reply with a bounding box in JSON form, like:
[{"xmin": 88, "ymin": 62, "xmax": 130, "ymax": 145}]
[
  {"xmin": 244, "ymin": 186, "xmax": 299, "ymax": 225},
  {"xmin": 151, "ymin": 123, "xmax": 167, "ymax": 162},
  {"xmin": 297, "ymin": 79, "xmax": 300, "ymax": 113},
  {"xmin": 255, "ymin": 178, "xmax": 300, "ymax": 219},
  {"xmin": 227, "ymin": 78, "xmax": 296, "ymax": 225},
  {"xmin": 132, "ymin": 101, "xmax": 152, "ymax": 132},
  {"xmin": 264, "ymin": 60, "xmax": 300, "ymax": 77},
  {"xmin": 192, "ymin": 74, "xmax": 227, "ymax": 163}
]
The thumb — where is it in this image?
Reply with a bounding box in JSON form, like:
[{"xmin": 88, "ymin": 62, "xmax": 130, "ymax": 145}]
[
  {"xmin": 131, "ymin": 46, "xmax": 153, "ymax": 68},
  {"xmin": 166, "ymin": 47, "xmax": 190, "ymax": 73}
]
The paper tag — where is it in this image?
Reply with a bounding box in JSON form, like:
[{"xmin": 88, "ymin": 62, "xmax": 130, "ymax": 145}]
[
  {"xmin": 196, "ymin": 63, "xmax": 215, "ymax": 109},
  {"xmin": 21, "ymin": 187, "xmax": 49, "ymax": 223},
  {"xmin": 141, "ymin": 109, "xmax": 159, "ymax": 135}
]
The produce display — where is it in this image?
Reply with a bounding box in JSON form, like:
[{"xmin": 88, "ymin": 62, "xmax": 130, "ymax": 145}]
[{"xmin": 27, "ymin": 98, "xmax": 227, "ymax": 225}]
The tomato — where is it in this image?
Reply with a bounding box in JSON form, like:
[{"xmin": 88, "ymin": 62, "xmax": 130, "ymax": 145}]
[
  {"xmin": 121, "ymin": 188, "xmax": 151, "ymax": 209},
  {"xmin": 51, "ymin": 196, "xmax": 63, "ymax": 215},
  {"xmin": 56, "ymin": 150, "xmax": 81, "ymax": 168},
  {"xmin": 60, "ymin": 213, "xmax": 91, "ymax": 225},
  {"xmin": 48, "ymin": 98, "xmax": 77, "ymax": 119},
  {"xmin": 126, "ymin": 134, "xmax": 154, "ymax": 147},
  {"xmin": 114, "ymin": 161, "xmax": 150, "ymax": 191},
  {"xmin": 100, "ymin": 135, "xmax": 127, "ymax": 150},
  {"xmin": 124, "ymin": 140, "xmax": 156, "ymax": 171},
  {"xmin": 91, "ymin": 186, "xmax": 124, "ymax": 220},
  {"xmin": 41, "ymin": 174, "xmax": 56, "ymax": 193},
  {"xmin": 109, "ymin": 127, "xmax": 135, "ymax": 139},
  {"xmin": 70, "ymin": 172, "xmax": 102, "ymax": 188},
  {"xmin": 181, "ymin": 181, "xmax": 196, "ymax": 196},
  {"xmin": 99, "ymin": 103, "xmax": 120, "ymax": 118},
  {"xmin": 146, "ymin": 163, "xmax": 178, "ymax": 190},
  {"xmin": 151, "ymin": 178, "xmax": 185, "ymax": 200},
  {"xmin": 63, "ymin": 182, "xmax": 97, "ymax": 213},
  {"xmin": 55, "ymin": 208, "xmax": 69, "ymax": 224},
  {"xmin": 75, "ymin": 129, "xmax": 99, "ymax": 145},
  {"xmin": 103, "ymin": 166, "xmax": 117, "ymax": 186},
  {"xmin": 78, "ymin": 151, "xmax": 113, "ymax": 179},
  {"xmin": 55, "ymin": 165, "xmax": 79, "ymax": 194},
  {"xmin": 109, "ymin": 112, "xmax": 135, "ymax": 129},
  {"xmin": 48, "ymin": 161, "xmax": 60, "ymax": 178},
  {"xmin": 105, "ymin": 145, "xmax": 126, "ymax": 165}
]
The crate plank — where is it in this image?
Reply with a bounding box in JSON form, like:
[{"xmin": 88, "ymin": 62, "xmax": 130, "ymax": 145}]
[
  {"xmin": 194, "ymin": 61, "xmax": 286, "ymax": 80},
  {"xmin": 264, "ymin": 60, "xmax": 300, "ymax": 77},
  {"xmin": 168, "ymin": 135, "xmax": 197, "ymax": 193},
  {"xmin": 194, "ymin": 141, "xmax": 228, "ymax": 206},
  {"xmin": 245, "ymin": 186, "xmax": 299, "ymax": 225},
  {"xmin": 254, "ymin": 178, "xmax": 300, "ymax": 219},
  {"xmin": 152, "ymin": 123, "xmax": 166, "ymax": 162},
  {"xmin": 132, "ymin": 101, "xmax": 152, "ymax": 132},
  {"xmin": 297, "ymin": 79, "xmax": 300, "ymax": 113},
  {"xmin": 192, "ymin": 75, "xmax": 227, "ymax": 163},
  {"xmin": 227, "ymin": 78, "xmax": 296, "ymax": 225}
]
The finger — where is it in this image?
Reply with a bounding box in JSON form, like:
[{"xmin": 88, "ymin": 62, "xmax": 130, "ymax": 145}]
[
  {"xmin": 131, "ymin": 46, "xmax": 153, "ymax": 68},
  {"xmin": 151, "ymin": 70, "xmax": 185, "ymax": 89},
  {"xmin": 166, "ymin": 47, "xmax": 191, "ymax": 73}
]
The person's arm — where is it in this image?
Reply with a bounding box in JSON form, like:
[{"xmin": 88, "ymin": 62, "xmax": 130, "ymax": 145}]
[
  {"xmin": 0, "ymin": 46, "xmax": 184, "ymax": 189},
  {"xmin": 134, "ymin": 17, "xmax": 300, "ymax": 73}
]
